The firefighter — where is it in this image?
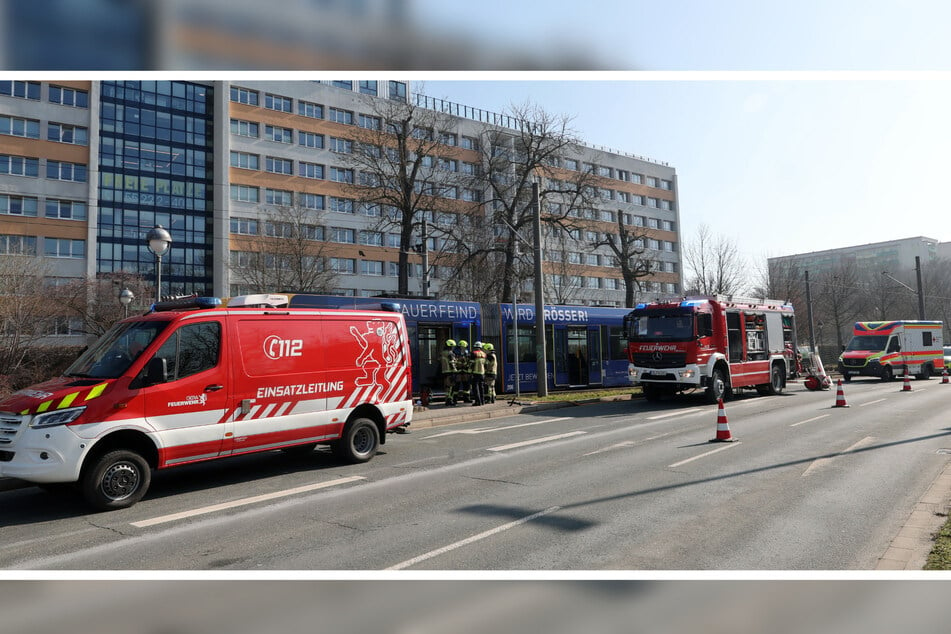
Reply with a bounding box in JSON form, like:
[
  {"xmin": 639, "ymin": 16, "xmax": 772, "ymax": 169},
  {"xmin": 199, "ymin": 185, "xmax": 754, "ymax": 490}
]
[
  {"xmin": 483, "ymin": 342, "xmax": 497, "ymax": 404},
  {"xmin": 455, "ymin": 340, "xmax": 470, "ymax": 402},
  {"xmin": 469, "ymin": 341, "xmax": 487, "ymax": 406},
  {"xmin": 440, "ymin": 339, "xmax": 457, "ymax": 406}
]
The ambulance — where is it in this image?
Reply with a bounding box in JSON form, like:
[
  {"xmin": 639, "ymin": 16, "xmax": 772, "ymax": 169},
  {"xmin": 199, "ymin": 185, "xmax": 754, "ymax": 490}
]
[
  {"xmin": 837, "ymin": 320, "xmax": 944, "ymax": 382},
  {"xmin": 0, "ymin": 296, "xmax": 413, "ymax": 510}
]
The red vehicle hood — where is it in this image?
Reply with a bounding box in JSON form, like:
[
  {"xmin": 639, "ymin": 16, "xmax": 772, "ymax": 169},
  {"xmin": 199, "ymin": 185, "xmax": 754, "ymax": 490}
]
[{"xmin": 0, "ymin": 376, "xmax": 114, "ymax": 415}]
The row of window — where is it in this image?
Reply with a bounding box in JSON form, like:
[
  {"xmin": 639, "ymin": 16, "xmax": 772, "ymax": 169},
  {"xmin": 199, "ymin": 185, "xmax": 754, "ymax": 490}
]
[
  {"xmin": 0, "ymin": 115, "xmax": 89, "ymax": 145},
  {"xmin": 231, "ymin": 82, "xmax": 408, "ymax": 112},
  {"xmin": 0, "ymin": 153, "xmax": 88, "ymax": 182},
  {"xmin": 0, "ymin": 234, "xmax": 85, "ymax": 258},
  {"xmin": 0, "ymin": 81, "xmax": 89, "ymax": 108},
  {"xmin": 551, "ymin": 156, "xmax": 673, "ymax": 190},
  {"xmin": 0, "ymin": 195, "xmax": 87, "ymax": 220}
]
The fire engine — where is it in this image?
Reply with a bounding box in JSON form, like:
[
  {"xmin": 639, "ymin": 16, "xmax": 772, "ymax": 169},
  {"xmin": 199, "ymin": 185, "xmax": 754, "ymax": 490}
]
[
  {"xmin": 625, "ymin": 295, "xmax": 798, "ymax": 402},
  {"xmin": 0, "ymin": 296, "xmax": 413, "ymax": 510}
]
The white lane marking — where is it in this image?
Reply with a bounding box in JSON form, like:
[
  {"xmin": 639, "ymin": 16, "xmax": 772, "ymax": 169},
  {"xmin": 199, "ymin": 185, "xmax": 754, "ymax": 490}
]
[
  {"xmin": 790, "ymin": 414, "xmax": 830, "ymax": 427},
  {"xmin": 802, "ymin": 436, "xmax": 876, "ymax": 477},
  {"xmin": 425, "ymin": 417, "xmax": 571, "ymax": 439},
  {"xmin": 130, "ymin": 476, "xmax": 366, "ymax": 528},
  {"xmin": 668, "ymin": 442, "xmax": 741, "ymax": 468},
  {"xmin": 487, "ymin": 431, "xmax": 586, "ymax": 452},
  {"xmin": 385, "ymin": 506, "xmax": 561, "ymax": 571},
  {"xmin": 583, "ymin": 430, "xmax": 681, "ymax": 456},
  {"xmin": 648, "ymin": 408, "xmax": 704, "ymax": 420},
  {"xmin": 859, "ymin": 398, "xmax": 887, "ymax": 407}
]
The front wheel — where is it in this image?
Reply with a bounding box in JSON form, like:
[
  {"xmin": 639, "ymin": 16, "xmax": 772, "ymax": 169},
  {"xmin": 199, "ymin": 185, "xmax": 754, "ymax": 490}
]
[
  {"xmin": 705, "ymin": 367, "xmax": 728, "ymax": 403},
  {"xmin": 881, "ymin": 366, "xmax": 893, "ymax": 382},
  {"xmin": 332, "ymin": 418, "xmax": 380, "ymax": 464},
  {"xmin": 81, "ymin": 449, "xmax": 151, "ymax": 511}
]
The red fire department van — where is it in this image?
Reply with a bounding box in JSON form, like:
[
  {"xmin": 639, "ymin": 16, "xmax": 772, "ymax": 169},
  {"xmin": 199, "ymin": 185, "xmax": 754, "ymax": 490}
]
[
  {"xmin": 625, "ymin": 295, "xmax": 798, "ymax": 403},
  {"xmin": 0, "ymin": 296, "xmax": 413, "ymax": 510}
]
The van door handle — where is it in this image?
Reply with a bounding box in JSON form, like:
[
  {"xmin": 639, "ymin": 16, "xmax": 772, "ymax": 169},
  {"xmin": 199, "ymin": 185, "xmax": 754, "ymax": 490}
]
[{"xmin": 204, "ymin": 384, "xmax": 224, "ymax": 392}]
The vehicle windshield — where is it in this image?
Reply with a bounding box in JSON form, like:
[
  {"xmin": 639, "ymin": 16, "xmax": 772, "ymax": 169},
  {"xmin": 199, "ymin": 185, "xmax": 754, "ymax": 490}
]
[
  {"xmin": 65, "ymin": 320, "xmax": 170, "ymax": 379},
  {"xmin": 844, "ymin": 335, "xmax": 888, "ymax": 352},
  {"xmin": 628, "ymin": 311, "xmax": 695, "ymax": 341}
]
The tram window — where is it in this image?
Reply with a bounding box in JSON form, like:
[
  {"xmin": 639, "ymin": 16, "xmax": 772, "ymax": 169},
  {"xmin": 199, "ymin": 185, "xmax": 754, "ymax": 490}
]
[
  {"xmin": 603, "ymin": 326, "xmax": 627, "ymax": 360},
  {"xmin": 507, "ymin": 325, "xmax": 536, "ymax": 363}
]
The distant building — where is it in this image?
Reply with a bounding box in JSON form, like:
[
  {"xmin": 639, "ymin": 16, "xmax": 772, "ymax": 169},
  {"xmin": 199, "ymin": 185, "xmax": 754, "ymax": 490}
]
[{"xmin": 768, "ymin": 236, "xmax": 940, "ymax": 281}]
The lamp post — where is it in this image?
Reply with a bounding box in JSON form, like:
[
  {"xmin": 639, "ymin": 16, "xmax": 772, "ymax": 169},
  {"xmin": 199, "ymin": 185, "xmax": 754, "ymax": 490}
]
[
  {"xmin": 119, "ymin": 288, "xmax": 134, "ymax": 318},
  {"xmin": 146, "ymin": 224, "xmax": 172, "ymax": 304}
]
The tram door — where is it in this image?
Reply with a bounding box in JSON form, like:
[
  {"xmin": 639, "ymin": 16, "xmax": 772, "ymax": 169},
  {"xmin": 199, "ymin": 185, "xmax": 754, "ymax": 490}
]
[
  {"xmin": 587, "ymin": 326, "xmax": 603, "ymax": 386},
  {"xmin": 418, "ymin": 324, "xmax": 452, "ymax": 390},
  {"xmin": 566, "ymin": 326, "xmax": 589, "ymax": 386}
]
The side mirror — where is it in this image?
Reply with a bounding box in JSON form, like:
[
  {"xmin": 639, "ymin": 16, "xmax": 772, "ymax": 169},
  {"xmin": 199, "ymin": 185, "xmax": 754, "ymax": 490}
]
[{"xmin": 144, "ymin": 357, "xmax": 168, "ymax": 386}]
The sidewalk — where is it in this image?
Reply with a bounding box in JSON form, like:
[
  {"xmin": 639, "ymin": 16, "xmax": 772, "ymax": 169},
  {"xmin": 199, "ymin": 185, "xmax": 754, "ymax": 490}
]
[{"xmin": 406, "ymin": 396, "xmax": 581, "ymax": 431}]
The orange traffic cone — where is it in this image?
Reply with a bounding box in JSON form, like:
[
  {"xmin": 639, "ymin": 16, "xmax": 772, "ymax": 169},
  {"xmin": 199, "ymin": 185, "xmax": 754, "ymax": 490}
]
[
  {"xmin": 709, "ymin": 398, "xmax": 736, "ymax": 442},
  {"xmin": 942, "ymin": 368, "xmax": 949, "ymax": 384},
  {"xmin": 832, "ymin": 379, "xmax": 849, "ymax": 408},
  {"xmin": 902, "ymin": 369, "xmax": 912, "ymax": 392}
]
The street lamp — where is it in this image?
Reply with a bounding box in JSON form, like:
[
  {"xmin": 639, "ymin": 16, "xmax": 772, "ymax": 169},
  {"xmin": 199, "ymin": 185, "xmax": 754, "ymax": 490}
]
[
  {"xmin": 146, "ymin": 224, "xmax": 172, "ymax": 304},
  {"xmin": 118, "ymin": 288, "xmax": 134, "ymax": 318}
]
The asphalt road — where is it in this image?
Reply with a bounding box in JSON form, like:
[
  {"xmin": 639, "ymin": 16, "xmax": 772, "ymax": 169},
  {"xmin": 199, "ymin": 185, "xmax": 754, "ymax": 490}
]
[{"xmin": 2, "ymin": 378, "xmax": 950, "ymax": 570}]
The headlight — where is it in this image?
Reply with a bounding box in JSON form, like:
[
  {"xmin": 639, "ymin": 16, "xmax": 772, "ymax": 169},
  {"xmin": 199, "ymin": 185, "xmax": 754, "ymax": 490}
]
[{"xmin": 31, "ymin": 406, "xmax": 86, "ymax": 429}]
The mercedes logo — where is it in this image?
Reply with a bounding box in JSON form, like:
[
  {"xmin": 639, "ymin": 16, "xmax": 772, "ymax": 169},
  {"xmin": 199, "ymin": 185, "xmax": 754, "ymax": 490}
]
[{"xmin": 652, "ymin": 351, "xmax": 664, "ymax": 361}]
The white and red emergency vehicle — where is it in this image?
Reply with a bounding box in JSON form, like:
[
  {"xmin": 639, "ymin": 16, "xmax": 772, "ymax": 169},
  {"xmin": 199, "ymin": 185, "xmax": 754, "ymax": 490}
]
[
  {"xmin": 0, "ymin": 296, "xmax": 413, "ymax": 510},
  {"xmin": 837, "ymin": 320, "xmax": 944, "ymax": 382},
  {"xmin": 625, "ymin": 295, "xmax": 798, "ymax": 402}
]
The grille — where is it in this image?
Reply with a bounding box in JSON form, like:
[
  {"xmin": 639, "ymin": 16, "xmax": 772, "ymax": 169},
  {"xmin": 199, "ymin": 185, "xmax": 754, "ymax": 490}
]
[
  {"xmin": 841, "ymin": 358, "xmax": 868, "ymax": 368},
  {"xmin": 0, "ymin": 450, "xmax": 12, "ymax": 462},
  {"xmin": 633, "ymin": 352, "xmax": 687, "ymax": 369},
  {"xmin": 0, "ymin": 413, "xmax": 23, "ymax": 446}
]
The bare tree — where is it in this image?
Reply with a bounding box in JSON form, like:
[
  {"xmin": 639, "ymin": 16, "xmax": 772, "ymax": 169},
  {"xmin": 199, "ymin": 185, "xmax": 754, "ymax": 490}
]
[
  {"xmin": 815, "ymin": 260, "xmax": 863, "ymax": 350},
  {"xmin": 591, "ymin": 212, "xmax": 654, "ymax": 307},
  {"xmin": 54, "ymin": 271, "xmax": 153, "ymax": 338},
  {"xmin": 340, "ymin": 95, "xmax": 461, "ymax": 297},
  {"xmin": 0, "ymin": 254, "xmax": 53, "ymax": 375},
  {"xmin": 230, "ymin": 197, "xmax": 338, "ymax": 294},
  {"xmin": 682, "ymin": 224, "xmax": 747, "ymax": 296}
]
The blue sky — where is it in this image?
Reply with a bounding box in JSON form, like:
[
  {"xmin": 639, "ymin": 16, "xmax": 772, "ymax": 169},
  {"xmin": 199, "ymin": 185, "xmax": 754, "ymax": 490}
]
[{"xmin": 420, "ymin": 77, "xmax": 951, "ymax": 275}]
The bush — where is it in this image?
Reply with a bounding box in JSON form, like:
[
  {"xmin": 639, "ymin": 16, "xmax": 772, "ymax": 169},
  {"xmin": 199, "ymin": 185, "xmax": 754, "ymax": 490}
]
[{"xmin": 0, "ymin": 346, "xmax": 86, "ymax": 401}]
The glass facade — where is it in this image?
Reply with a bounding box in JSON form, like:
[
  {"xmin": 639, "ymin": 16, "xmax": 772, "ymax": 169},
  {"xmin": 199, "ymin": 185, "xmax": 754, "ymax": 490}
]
[{"xmin": 97, "ymin": 81, "xmax": 215, "ymax": 296}]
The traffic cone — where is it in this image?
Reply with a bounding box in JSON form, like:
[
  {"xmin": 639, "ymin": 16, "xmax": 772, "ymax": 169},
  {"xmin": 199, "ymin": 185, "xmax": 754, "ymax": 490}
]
[
  {"xmin": 942, "ymin": 368, "xmax": 949, "ymax": 384},
  {"xmin": 902, "ymin": 369, "xmax": 912, "ymax": 392},
  {"xmin": 832, "ymin": 379, "xmax": 850, "ymax": 408},
  {"xmin": 709, "ymin": 398, "xmax": 736, "ymax": 442}
]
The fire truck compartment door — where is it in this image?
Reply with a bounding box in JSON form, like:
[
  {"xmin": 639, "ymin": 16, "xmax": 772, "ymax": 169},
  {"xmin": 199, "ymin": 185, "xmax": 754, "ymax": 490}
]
[{"xmin": 766, "ymin": 313, "xmax": 784, "ymax": 354}]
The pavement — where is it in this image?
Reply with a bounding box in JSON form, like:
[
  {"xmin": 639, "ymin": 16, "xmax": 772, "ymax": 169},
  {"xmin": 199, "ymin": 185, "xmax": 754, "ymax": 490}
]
[{"xmin": 2, "ymin": 392, "xmax": 949, "ymax": 570}]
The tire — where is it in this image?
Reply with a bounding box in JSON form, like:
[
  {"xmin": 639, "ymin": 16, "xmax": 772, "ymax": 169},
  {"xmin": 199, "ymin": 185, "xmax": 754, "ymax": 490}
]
[
  {"xmin": 843, "ymin": 374, "xmax": 852, "ymax": 383},
  {"xmin": 280, "ymin": 443, "xmax": 317, "ymax": 457},
  {"xmin": 705, "ymin": 366, "xmax": 728, "ymax": 403},
  {"xmin": 918, "ymin": 364, "xmax": 932, "ymax": 380},
  {"xmin": 765, "ymin": 364, "xmax": 784, "ymax": 395},
  {"xmin": 642, "ymin": 383, "xmax": 662, "ymax": 402},
  {"xmin": 81, "ymin": 449, "xmax": 151, "ymax": 511},
  {"xmin": 880, "ymin": 366, "xmax": 893, "ymax": 382},
  {"xmin": 332, "ymin": 418, "xmax": 380, "ymax": 464}
]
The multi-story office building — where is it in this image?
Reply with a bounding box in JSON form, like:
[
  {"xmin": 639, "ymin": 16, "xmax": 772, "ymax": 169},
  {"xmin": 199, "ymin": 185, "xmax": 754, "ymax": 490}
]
[
  {"xmin": 1, "ymin": 79, "xmax": 681, "ymax": 338},
  {"xmin": 768, "ymin": 236, "xmax": 940, "ymax": 283}
]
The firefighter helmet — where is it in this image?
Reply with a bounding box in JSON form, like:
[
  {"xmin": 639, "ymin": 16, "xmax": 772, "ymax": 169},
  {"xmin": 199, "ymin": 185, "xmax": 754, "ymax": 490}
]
[
  {"xmin": 483, "ymin": 343, "xmax": 493, "ymax": 352},
  {"xmin": 473, "ymin": 341, "xmax": 483, "ymax": 349},
  {"xmin": 458, "ymin": 340, "xmax": 468, "ymax": 348},
  {"xmin": 445, "ymin": 339, "xmax": 456, "ymax": 348}
]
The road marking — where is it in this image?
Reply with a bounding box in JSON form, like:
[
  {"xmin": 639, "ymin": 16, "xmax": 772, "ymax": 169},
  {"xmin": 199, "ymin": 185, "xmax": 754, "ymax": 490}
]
[
  {"xmin": 583, "ymin": 430, "xmax": 680, "ymax": 456},
  {"xmin": 130, "ymin": 476, "xmax": 366, "ymax": 528},
  {"xmin": 648, "ymin": 407, "xmax": 704, "ymax": 420},
  {"xmin": 859, "ymin": 398, "xmax": 887, "ymax": 407},
  {"xmin": 425, "ymin": 417, "xmax": 570, "ymax": 439},
  {"xmin": 668, "ymin": 442, "xmax": 741, "ymax": 468},
  {"xmin": 790, "ymin": 414, "xmax": 830, "ymax": 427},
  {"xmin": 802, "ymin": 436, "xmax": 876, "ymax": 477},
  {"xmin": 385, "ymin": 506, "xmax": 561, "ymax": 570},
  {"xmin": 487, "ymin": 431, "xmax": 586, "ymax": 452}
]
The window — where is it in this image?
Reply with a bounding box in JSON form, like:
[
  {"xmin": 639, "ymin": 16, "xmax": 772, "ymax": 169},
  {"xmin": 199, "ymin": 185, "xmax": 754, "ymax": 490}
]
[
  {"xmin": 298, "ymin": 131, "xmax": 324, "ymax": 148},
  {"xmin": 49, "ymin": 85, "xmax": 88, "ymax": 108},
  {"xmin": 230, "ymin": 151, "xmax": 259, "ymax": 170},
  {"xmin": 440, "ymin": 132, "xmax": 458, "ymax": 146},
  {"xmin": 45, "ymin": 199, "xmax": 86, "ymax": 220},
  {"xmin": 438, "ymin": 158, "xmax": 458, "ymax": 172},
  {"xmin": 359, "ymin": 114, "xmax": 381, "ymax": 130},
  {"xmin": 266, "ymin": 156, "xmax": 293, "ymax": 175},
  {"xmin": 298, "ymin": 100, "xmax": 323, "ymax": 119},
  {"xmin": 631, "ymin": 194, "xmax": 644, "ymax": 206},
  {"xmin": 603, "ymin": 278, "xmax": 619, "ymax": 290},
  {"xmin": 0, "ymin": 115, "xmax": 40, "ymax": 139},
  {"xmin": 47, "ymin": 160, "xmax": 87, "ymax": 182},
  {"xmin": 662, "ymin": 220, "xmax": 676, "ymax": 231},
  {"xmin": 413, "ymin": 127, "xmax": 434, "ymax": 141},
  {"xmin": 332, "ymin": 80, "xmax": 353, "ymax": 90},
  {"xmin": 330, "ymin": 197, "xmax": 354, "ymax": 213},
  {"xmin": 329, "ymin": 108, "xmax": 354, "ymax": 125},
  {"xmin": 230, "ymin": 217, "xmax": 258, "ymax": 235},
  {"xmin": 648, "ymin": 197, "xmax": 659, "ymax": 208},
  {"xmin": 301, "ymin": 193, "xmax": 325, "ymax": 210},
  {"xmin": 330, "ymin": 167, "xmax": 353, "ymax": 183},
  {"xmin": 230, "ymin": 184, "xmax": 259, "ymax": 203},
  {"xmin": 265, "ymin": 188, "xmax": 292, "ymax": 205},
  {"xmin": 663, "ymin": 241, "xmax": 675, "ymax": 252},
  {"xmin": 461, "ymin": 188, "xmax": 481, "ymax": 202},
  {"xmin": 564, "ymin": 158, "xmax": 579, "ymax": 171},
  {"xmin": 660, "ymin": 200, "xmax": 672, "ymax": 211},
  {"xmin": 586, "ymin": 254, "xmax": 600, "ymax": 266},
  {"xmin": 264, "ymin": 93, "xmax": 292, "ymax": 112},
  {"xmin": 359, "ymin": 80, "xmax": 378, "ymax": 96},
  {"xmin": 265, "ymin": 125, "xmax": 292, "ymax": 143},
  {"xmin": 0, "ymin": 195, "xmax": 38, "ymax": 217},
  {"xmin": 231, "ymin": 119, "xmax": 259, "ymax": 137},
  {"xmin": 361, "ymin": 260, "xmax": 384, "ymax": 276},
  {"xmin": 44, "ymin": 238, "xmax": 85, "ymax": 259},
  {"xmin": 265, "ymin": 221, "xmax": 294, "ymax": 238},
  {"xmin": 598, "ymin": 166, "xmax": 612, "ymax": 178},
  {"xmin": 388, "ymin": 81, "xmax": 407, "ymax": 101},
  {"xmin": 0, "ymin": 81, "xmax": 40, "ymax": 100},
  {"xmin": 631, "ymin": 173, "xmax": 642, "ymax": 184},
  {"xmin": 330, "ymin": 137, "xmax": 352, "ymax": 153},
  {"xmin": 461, "ymin": 135, "xmax": 479, "ymax": 151},
  {"xmin": 0, "ymin": 234, "xmax": 36, "ymax": 255},
  {"xmin": 461, "ymin": 162, "xmax": 480, "ymax": 176},
  {"xmin": 648, "ymin": 217, "xmax": 660, "ymax": 229},
  {"xmin": 230, "ymin": 86, "xmax": 258, "ymax": 106},
  {"xmin": 153, "ymin": 322, "xmax": 221, "ymax": 382},
  {"xmin": 661, "ymin": 179, "xmax": 673, "ymax": 190},
  {"xmin": 360, "ymin": 230, "xmax": 384, "ymax": 246},
  {"xmin": 647, "ymin": 176, "xmax": 658, "ymax": 187},
  {"xmin": 331, "ymin": 227, "xmax": 355, "ymax": 243},
  {"xmin": 359, "ymin": 171, "xmax": 380, "ymax": 187},
  {"xmin": 298, "ymin": 161, "xmax": 324, "ymax": 179},
  {"xmin": 0, "ymin": 154, "xmax": 39, "ymax": 177},
  {"xmin": 330, "ymin": 258, "xmax": 355, "ymax": 273}
]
